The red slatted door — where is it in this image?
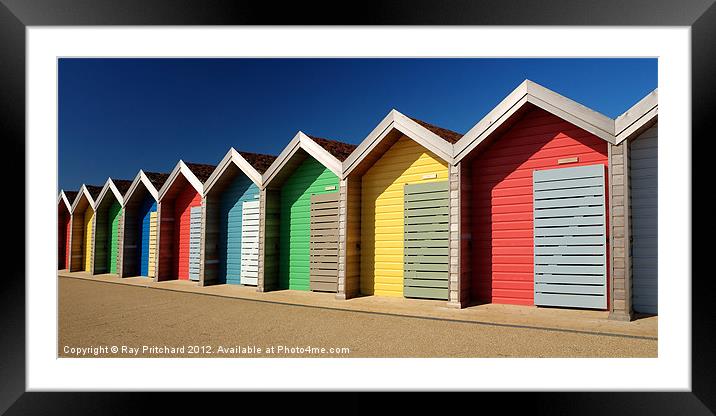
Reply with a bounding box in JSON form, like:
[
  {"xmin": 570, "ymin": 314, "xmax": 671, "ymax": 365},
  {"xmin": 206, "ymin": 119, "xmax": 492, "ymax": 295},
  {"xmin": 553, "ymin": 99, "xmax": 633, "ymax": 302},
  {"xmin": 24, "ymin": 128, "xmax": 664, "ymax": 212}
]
[
  {"xmin": 173, "ymin": 184, "xmax": 202, "ymax": 280},
  {"xmin": 470, "ymin": 108, "xmax": 609, "ymax": 306}
]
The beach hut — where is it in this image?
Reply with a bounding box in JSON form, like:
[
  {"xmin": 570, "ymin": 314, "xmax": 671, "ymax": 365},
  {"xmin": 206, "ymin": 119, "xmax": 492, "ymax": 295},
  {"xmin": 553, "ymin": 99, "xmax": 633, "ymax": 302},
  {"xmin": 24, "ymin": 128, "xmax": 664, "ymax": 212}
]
[
  {"xmin": 119, "ymin": 170, "xmax": 170, "ymax": 278},
  {"xmin": 453, "ymin": 80, "xmax": 617, "ymax": 310},
  {"xmin": 69, "ymin": 184, "xmax": 103, "ymax": 272},
  {"xmin": 58, "ymin": 190, "xmax": 78, "ymax": 270},
  {"xmin": 612, "ymin": 89, "xmax": 658, "ymax": 317},
  {"xmin": 201, "ymin": 149, "xmax": 276, "ymax": 286},
  {"xmin": 156, "ymin": 161, "xmax": 216, "ymax": 282},
  {"xmin": 259, "ymin": 132, "xmax": 356, "ymax": 293},
  {"xmin": 91, "ymin": 178, "xmax": 133, "ymax": 275},
  {"xmin": 340, "ymin": 110, "xmax": 461, "ymax": 302}
]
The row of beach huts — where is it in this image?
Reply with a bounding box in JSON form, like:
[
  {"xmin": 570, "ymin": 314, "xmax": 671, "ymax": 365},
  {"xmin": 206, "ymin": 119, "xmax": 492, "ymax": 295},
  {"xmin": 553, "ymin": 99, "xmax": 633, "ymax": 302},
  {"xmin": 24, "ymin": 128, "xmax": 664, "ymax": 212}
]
[{"xmin": 57, "ymin": 80, "xmax": 658, "ymax": 320}]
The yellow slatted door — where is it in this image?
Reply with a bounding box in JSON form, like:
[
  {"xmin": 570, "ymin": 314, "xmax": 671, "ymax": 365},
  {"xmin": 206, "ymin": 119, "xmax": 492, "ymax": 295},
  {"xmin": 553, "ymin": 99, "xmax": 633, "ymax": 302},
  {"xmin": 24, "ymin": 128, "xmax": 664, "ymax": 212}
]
[
  {"xmin": 84, "ymin": 208, "xmax": 94, "ymax": 272},
  {"xmin": 148, "ymin": 211, "xmax": 158, "ymax": 278},
  {"xmin": 361, "ymin": 137, "xmax": 448, "ymax": 297}
]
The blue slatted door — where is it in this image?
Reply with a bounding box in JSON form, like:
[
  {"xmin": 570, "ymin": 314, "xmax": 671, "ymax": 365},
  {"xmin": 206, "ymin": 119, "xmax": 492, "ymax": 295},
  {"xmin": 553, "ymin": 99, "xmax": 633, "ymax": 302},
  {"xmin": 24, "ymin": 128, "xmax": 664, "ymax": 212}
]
[
  {"xmin": 240, "ymin": 200, "xmax": 260, "ymax": 285},
  {"xmin": 533, "ymin": 164, "xmax": 607, "ymax": 309},
  {"xmin": 188, "ymin": 206, "xmax": 202, "ymax": 281},
  {"xmin": 403, "ymin": 181, "xmax": 450, "ymax": 300}
]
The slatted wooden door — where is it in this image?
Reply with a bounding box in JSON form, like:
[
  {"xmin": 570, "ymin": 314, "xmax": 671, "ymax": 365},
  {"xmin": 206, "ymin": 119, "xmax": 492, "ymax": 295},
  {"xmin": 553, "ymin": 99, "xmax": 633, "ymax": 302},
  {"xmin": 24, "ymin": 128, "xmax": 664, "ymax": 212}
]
[
  {"xmin": 147, "ymin": 211, "xmax": 158, "ymax": 278},
  {"xmin": 309, "ymin": 193, "xmax": 339, "ymax": 292},
  {"xmin": 188, "ymin": 206, "xmax": 202, "ymax": 281},
  {"xmin": 403, "ymin": 181, "xmax": 450, "ymax": 300},
  {"xmin": 630, "ymin": 124, "xmax": 658, "ymax": 314},
  {"xmin": 533, "ymin": 164, "xmax": 607, "ymax": 309},
  {"xmin": 240, "ymin": 200, "xmax": 260, "ymax": 285}
]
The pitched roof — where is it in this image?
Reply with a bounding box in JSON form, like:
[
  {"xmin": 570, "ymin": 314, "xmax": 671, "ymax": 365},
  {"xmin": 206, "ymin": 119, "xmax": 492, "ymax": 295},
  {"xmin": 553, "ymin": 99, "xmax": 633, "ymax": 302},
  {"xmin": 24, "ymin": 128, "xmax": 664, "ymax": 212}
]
[
  {"xmin": 64, "ymin": 191, "xmax": 78, "ymax": 204},
  {"xmin": 143, "ymin": 171, "xmax": 170, "ymax": 190},
  {"xmin": 308, "ymin": 136, "xmax": 357, "ymax": 162},
  {"xmin": 408, "ymin": 117, "xmax": 463, "ymax": 144},
  {"xmin": 184, "ymin": 163, "xmax": 217, "ymax": 183},
  {"xmin": 86, "ymin": 185, "xmax": 103, "ymax": 201},
  {"xmin": 237, "ymin": 151, "xmax": 278, "ymax": 174},
  {"xmin": 112, "ymin": 179, "xmax": 134, "ymax": 196}
]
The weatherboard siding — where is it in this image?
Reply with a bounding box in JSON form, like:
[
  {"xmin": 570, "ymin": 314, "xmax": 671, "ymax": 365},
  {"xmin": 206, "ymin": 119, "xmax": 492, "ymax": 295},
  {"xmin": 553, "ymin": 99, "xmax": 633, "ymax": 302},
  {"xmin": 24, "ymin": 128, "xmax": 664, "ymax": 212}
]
[
  {"xmin": 279, "ymin": 157, "xmax": 339, "ymax": 291},
  {"xmin": 174, "ymin": 184, "xmax": 202, "ymax": 281},
  {"xmin": 360, "ymin": 137, "xmax": 449, "ymax": 297},
  {"xmin": 108, "ymin": 201, "xmax": 122, "ymax": 274},
  {"xmin": 83, "ymin": 207, "xmax": 94, "ymax": 272},
  {"xmin": 469, "ymin": 108, "xmax": 609, "ymax": 306}
]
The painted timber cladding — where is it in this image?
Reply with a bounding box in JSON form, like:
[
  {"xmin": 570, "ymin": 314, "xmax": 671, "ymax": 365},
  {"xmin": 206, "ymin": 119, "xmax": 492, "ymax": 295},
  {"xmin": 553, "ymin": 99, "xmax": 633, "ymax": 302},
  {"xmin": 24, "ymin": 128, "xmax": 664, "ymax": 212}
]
[
  {"xmin": 403, "ymin": 181, "xmax": 450, "ymax": 300},
  {"xmin": 83, "ymin": 208, "xmax": 94, "ymax": 272},
  {"xmin": 279, "ymin": 157, "xmax": 339, "ymax": 291},
  {"xmin": 108, "ymin": 201, "xmax": 122, "ymax": 274},
  {"xmin": 240, "ymin": 200, "xmax": 260, "ymax": 285},
  {"xmin": 469, "ymin": 108, "xmax": 609, "ymax": 306},
  {"xmin": 629, "ymin": 123, "xmax": 658, "ymax": 314},
  {"xmin": 94, "ymin": 200, "xmax": 122, "ymax": 275},
  {"xmin": 138, "ymin": 196, "xmax": 157, "ymax": 277},
  {"xmin": 70, "ymin": 209, "xmax": 86, "ymax": 271},
  {"xmin": 533, "ymin": 165, "xmax": 607, "ymax": 309},
  {"xmin": 361, "ymin": 137, "xmax": 449, "ymax": 297},
  {"xmin": 309, "ymin": 193, "xmax": 340, "ymax": 292},
  {"xmin": 173, "ymin": 184, "xmax": 202, "ymax": 280},
  {"xmin": 218, "ymin": 174, "xmax": 260, "ymax": 285}
]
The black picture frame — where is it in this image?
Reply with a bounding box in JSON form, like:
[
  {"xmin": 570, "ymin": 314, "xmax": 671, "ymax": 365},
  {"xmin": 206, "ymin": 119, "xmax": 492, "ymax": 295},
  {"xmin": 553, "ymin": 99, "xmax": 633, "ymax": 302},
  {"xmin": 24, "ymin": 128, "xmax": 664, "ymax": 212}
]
[{"xmin": 0, "ymin": 0, "xmax": 709, "ymax": 413}]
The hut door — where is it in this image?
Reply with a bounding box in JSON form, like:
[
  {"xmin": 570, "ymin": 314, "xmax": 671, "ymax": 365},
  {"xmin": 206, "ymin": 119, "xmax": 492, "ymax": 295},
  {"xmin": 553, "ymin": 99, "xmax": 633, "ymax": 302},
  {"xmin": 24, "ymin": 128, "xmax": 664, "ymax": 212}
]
[
  {"xmin": 403, "ymin": 181, "xmax": 450, "ymax": 300},
  {"xmin": 188, "ymin": 206, "xmax": 202, "ymax": 281},
  {"xmin": 533, "ymin": 164, "xmax": 607, "ymax": 309},
  {"xmin": 309, "ymin": 193, "xmax": 339, "ymax": 292},
  {"xmin": 240, "ymin": 200, "xmax": 260, "ymax": 285},
  {"xmin": 630, "ymin": 125, "xmax": 658, "ymax": 314}
]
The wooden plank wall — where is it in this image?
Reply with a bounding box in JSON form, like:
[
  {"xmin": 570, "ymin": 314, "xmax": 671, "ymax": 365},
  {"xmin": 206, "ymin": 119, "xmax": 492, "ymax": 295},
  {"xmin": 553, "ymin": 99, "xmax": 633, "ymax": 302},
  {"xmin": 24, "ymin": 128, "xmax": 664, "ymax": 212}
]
[
  {"xmin": 342, "ymin": 177, "xmax": 362, "ymax": 298},
  {"xmin": 83, "ymin": 208, "xmax": 94, "ymax": 272},
  {"xmin": 70, "ymin": 211, "xmax": 85, "ymax": 272},
  {"xmin": 157, "ymin": 202, "xmax": 175, "ymax": 281},
  {"xmin": 202, "ymin": 194, "xmax": 220, "ymax": 285},
  {"xmin": 403, "ymin": 181, "xmax": 450, "ymax": 300},
  {"xmin": 261, "ymin": 189, "xmax": 281, "ymax": 291},
  {"xmin": 94, "ymin": 205, "xmax": 109, "ymax": 274},
  {"xmin": 309, "ymin": 193, "xmax": 339, "ymax": 292}
]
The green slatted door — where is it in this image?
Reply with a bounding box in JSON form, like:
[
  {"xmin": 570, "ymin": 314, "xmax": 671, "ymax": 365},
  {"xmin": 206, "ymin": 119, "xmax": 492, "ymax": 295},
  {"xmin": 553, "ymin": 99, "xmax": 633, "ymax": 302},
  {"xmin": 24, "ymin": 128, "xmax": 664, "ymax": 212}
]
[{"xmin": 403, "ymin": 181, "xmax": 450, "ymax": 300}]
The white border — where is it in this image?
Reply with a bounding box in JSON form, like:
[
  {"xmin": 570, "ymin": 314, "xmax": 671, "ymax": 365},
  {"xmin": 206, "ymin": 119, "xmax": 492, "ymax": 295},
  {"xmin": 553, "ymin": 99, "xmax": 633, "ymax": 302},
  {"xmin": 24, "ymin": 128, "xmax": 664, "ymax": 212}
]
[{"xmin": 29, "ymin": 27, "xmax": 690, "ymax": 391}]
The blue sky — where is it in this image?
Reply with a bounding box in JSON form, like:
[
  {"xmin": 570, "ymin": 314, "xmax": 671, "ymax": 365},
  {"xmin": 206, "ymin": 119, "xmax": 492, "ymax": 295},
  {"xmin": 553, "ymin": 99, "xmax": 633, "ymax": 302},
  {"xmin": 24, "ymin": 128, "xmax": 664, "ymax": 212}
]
[{"xmin": 58, "ymin": 58, "xmax": 657, "ymax": 191}]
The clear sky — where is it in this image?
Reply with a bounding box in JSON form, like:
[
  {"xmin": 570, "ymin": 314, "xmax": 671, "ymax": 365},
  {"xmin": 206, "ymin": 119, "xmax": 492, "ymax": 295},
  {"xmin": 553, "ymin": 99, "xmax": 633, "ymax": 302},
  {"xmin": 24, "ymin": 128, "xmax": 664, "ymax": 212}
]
[{"xmin": 58, "ymin": 58, "xmax": 657, "ymax": 191}]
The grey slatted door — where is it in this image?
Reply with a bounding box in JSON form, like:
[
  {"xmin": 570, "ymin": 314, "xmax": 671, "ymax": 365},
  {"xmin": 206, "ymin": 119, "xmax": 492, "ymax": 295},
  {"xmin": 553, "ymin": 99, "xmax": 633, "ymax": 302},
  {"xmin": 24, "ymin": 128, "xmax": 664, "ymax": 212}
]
[
  {"xmin": 309, "ymin": 193, "xmax": 339, "ymax": 292},
  {"xmin": 533, "ymin": 164, "xmax": 607, "ymax": 309},
  {"xmin": 403, "ymin": 181, "xmax": 450, "ymax": 300},
  {"xmin": 188, "ymin": 206, "xmax": 202, "ymax": 281},
  {"xmin": 630, "ymin": 124, "xmax": 658, "ymax": 314},
  {"xmin": 240, "ymin": 200, "xmax": 260, "ymax": 286}
]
